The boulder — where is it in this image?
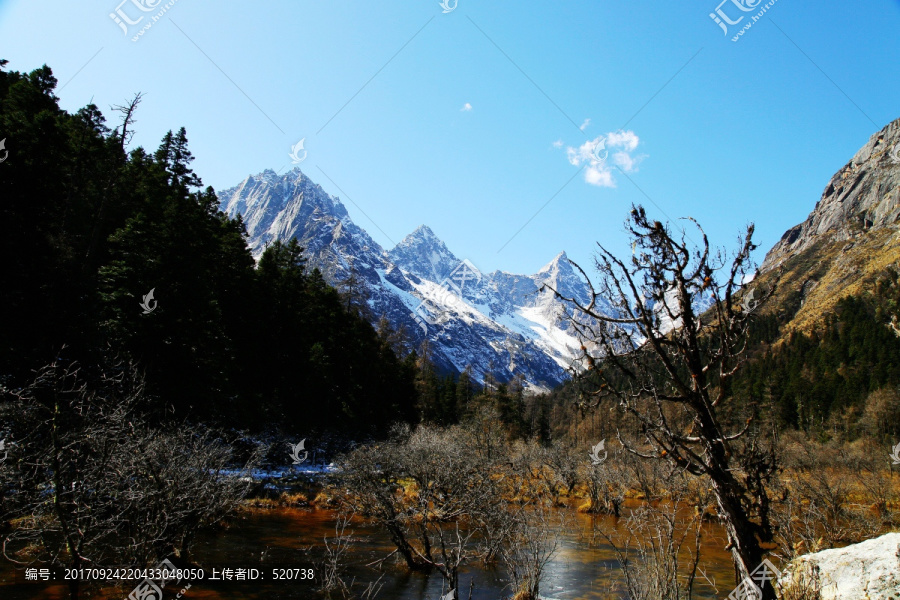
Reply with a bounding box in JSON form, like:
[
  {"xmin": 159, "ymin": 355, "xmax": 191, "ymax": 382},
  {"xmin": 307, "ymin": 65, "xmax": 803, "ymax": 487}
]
[{"xmin": 778, "ymin": 532, "xmax": 900, "ymax": 599}]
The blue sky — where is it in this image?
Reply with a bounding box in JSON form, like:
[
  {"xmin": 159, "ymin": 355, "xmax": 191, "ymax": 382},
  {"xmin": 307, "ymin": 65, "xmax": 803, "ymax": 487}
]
[{"xmin": 1, "ymin": 0, "xmax": 899, "ymax": 276}]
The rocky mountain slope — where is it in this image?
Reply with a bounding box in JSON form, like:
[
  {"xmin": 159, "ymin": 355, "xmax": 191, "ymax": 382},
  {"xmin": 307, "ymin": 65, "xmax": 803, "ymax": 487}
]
[
  {"xmin": 758, "ymin": 117, "xmax": 900, "ymax": 337},
  {"xmin": 218, "ymin": 169, "xmax": 592, "ymax": 390}
]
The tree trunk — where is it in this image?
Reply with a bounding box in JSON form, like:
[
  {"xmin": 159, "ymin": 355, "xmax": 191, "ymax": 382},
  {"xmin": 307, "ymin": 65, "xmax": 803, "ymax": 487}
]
[
  {"xmin": 449, "ymin": 566, "xmax": 459, "ymax": 599},
  {"xmin": 387, "ymin": 524, "xmax": 428, "ymax": 571},
  {"xmin": 710, "ymin": 474, "xmax": 776, "ymax": 600},
  {"xmin": 68, "ymin": 577, "xmax": 79, "ymax": 600}
]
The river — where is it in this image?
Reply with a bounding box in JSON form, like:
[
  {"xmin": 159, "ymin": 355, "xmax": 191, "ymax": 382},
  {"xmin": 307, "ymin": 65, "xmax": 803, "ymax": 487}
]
[{"xmin": 0, "ymin": 500, "xmax": 737, "ymax": 599}]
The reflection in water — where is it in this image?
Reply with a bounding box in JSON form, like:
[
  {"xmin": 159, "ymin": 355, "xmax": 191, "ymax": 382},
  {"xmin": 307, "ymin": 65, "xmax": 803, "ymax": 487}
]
[{"xmin": 0, "ymin": 503, "xmax": 735, "ymax": 599}]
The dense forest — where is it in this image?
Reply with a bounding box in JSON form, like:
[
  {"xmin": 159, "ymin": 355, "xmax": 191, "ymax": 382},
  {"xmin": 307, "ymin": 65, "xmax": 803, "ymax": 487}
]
[
  {"xmin": 0, "ymin": 60, "xmax": 416, "ymax": 435},
  {"xmin": 728, "ymin": 271, "xmax": 900, "ymax": 438}
]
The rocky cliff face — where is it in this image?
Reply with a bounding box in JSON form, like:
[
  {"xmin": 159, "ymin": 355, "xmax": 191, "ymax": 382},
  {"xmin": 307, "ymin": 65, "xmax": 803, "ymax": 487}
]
[
  {"xmin": 753, "ymin": 118, "xmax": 900, "ymax": 338},
  {"xmin": 762, "ymin": 118, "xmax": 900, "ymax": 273}
]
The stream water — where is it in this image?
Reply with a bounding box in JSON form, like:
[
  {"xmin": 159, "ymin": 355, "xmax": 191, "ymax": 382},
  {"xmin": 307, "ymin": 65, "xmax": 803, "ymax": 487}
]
[{"xmin": 0, "ymin": 501, "xmax": 737, "ymax": 599}]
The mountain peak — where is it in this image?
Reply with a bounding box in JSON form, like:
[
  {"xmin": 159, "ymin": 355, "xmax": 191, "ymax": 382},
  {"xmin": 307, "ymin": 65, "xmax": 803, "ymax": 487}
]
[
  {"xmin": 389, "ymin": 225, "xmax": 460, "ymax": 283},
  {"xmin": 538, "ymin": 250, "xmax": 570, "ymax": 273},
  {"xmin": 395, "ymin": 225, "xmax": 449, "ymax": 252},
  {"xmin": 218, "ymin": 167, "xmax": 351, "ymax": 254},
  {"xmin": 411, "ymin": 224, "xmax": 436, "ymax": 238},
  {"xmin": 533, "ymin": 250, "xmax": 589, "ymax": 303}
]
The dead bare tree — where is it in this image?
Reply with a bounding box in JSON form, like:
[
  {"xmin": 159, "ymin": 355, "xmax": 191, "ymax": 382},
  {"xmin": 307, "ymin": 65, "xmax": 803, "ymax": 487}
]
[
  {"xmin": 111, "ymin": 92, "xmax": 144, "ymax": 151},
  {"xmin": 544, "ymin": 206, "xmax": 778, "ymax": 597}
]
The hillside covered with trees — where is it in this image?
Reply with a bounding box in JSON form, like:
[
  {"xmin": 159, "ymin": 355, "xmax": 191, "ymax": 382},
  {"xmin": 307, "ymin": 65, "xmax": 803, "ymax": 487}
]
[{"xmin": 0, "ymin": 60, "xmax": 417, "ymax": 434}]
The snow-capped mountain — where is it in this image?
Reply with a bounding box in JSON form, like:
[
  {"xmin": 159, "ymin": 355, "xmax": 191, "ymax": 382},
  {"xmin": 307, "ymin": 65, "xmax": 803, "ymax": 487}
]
[{"xmin": 218, "ymin": 168, "xmax": 592, "ymax": 391}]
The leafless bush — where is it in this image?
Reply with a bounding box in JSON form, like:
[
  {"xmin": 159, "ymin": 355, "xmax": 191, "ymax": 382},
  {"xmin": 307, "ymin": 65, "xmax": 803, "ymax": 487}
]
[
  {"xmin": 770, "ymin": 432, "xmax": 900, "ymax": 560},
  {"xmin": 773, "ymin": 437, "xmax": 900, "ymax": 550},
  {"xmin": 507, "ymin": 439, "xmax": 552, "ymax": 503},
  {"xmin": 595, "ymin": 472, "xmax": 710, "ymax": 600},
  {"xmin": 783, "ymin": 443, "xmax": 854, "ymax": 546},
  {"xmin": 0, "ymin": 357, "xmax": 260, "ymax": 599},
  {"xmin": 317, "ymin": 513, "xmax": 383, "ymax": 600},
  {"xmin": 619, "ymin": 449, "xmax": 668, "ymax": 502},
  {"xmin": 846, "ymin": 441, "xmax": 897, "ymax": 528},
  {"xmin": 336, "ymin": 425, "xmax": 506, "ymax": 599},
  {"xmin": 501, "ymin": 501, "xmax": 561, "ymax": 600},
  {"xmin": 335, "ymin": 439, "xmax": 417, "ymax": 568},
  {"xmin": 317, "ymin": 513, "xmax": 353, "ymax": 597},
  {"xmin": 580, "ymin": 454, "xmax": 627, "ymax": 517},
  {"xmin": 544, "ymin": 441, "xmax": 582, "ymax": 503}
]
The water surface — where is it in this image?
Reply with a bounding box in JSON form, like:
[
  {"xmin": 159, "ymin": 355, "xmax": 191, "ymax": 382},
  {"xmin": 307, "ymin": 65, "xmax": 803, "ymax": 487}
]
[{"xmin": 0, "ymin": 502, "xmax": 736, "ymax": 599}]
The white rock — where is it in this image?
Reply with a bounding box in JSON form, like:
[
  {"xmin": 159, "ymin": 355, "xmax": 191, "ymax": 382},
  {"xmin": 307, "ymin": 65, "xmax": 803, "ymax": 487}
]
[{"xmin": 778, "ymin": 532, "xmax": 900, "ymax": 600}]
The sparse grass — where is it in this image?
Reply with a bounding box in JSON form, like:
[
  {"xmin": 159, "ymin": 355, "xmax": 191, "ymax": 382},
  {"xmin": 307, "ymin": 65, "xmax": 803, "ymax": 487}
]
[
  {"xmin": 243, "ymin": 490, "xmax": 312, "ymax": 510},
  {"xmin": 278, "ymin": 491, "xmax": 309, "ymax": 506},
  {"xmin": 777, "ymin": 561, "xmax": 823, "ymax": 600},
  {"xmin": 313, "ymin": 490, "xmax": 338, "ymax": 508},
  {"xmin": 242, "ymin": 497, "xmax": 280, "ymax": 511}
]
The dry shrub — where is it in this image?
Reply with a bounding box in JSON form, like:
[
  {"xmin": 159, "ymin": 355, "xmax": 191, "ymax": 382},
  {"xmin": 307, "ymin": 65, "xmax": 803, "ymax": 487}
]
[{"xmin": 777, "ymin": 561, "xmax": 822, "ymax": 600}]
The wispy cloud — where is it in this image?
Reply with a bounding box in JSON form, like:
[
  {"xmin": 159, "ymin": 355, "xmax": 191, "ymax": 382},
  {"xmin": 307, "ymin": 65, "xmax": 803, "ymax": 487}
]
[
  {"xmin": 563, "ymin": 130, "xmax": 645, "ymax": 188},
  {"xmin": 552, "ymin": 139, "xmax": 564, "ymax": 148},
  {"xmin": 461, "ymin": 102, "xmax": 473, "ymax": 111},
  {"xmin": 579, "ymin": 118, "xmax": 591, "ymax": 131}
]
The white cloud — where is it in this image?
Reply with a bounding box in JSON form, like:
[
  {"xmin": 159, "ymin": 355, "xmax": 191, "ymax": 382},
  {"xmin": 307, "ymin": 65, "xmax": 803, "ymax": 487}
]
[
  {"xmin": 613, "ymin": 151, "xmax": 641, "ymax": 172},
  {"xmin": 584, "ymin": 165, "xmax": 615, "ymax": 187},
  {"xmin": 552, "ymin": 139, "xmax": 564, "ymax": 148},
  {"xmin": 606, "ymin": 130, "xmax": 639, "ymax": 152},
  {"xmin": 461, "ymin": 102, "xmax": 473, "ymax": 111},
  {"xmin": 563, "ymin": 130, "xmax": 646, "ymax": 188},
  {"xmin": 579, "ymin": 118, "xmax": 591, "ymax": 131}
]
